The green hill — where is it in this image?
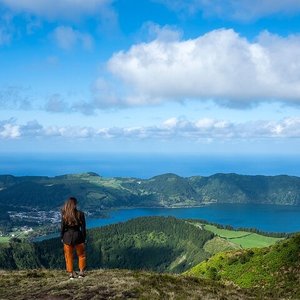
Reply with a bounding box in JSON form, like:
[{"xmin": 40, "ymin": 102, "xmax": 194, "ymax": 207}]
[
  {"xmin": 0, "ymin": 172, "xmax": 300, "ymax": 219},
  {"xmin": 188, "ymin": 173, "xmax": 300, "ymax": 205},
  {"xmin": 185, "ymin": 233, "xmax": 300, "ymax": 299},
  {"xmin": 0, "ymin": 216, "xmax": 295, "ymax": 298},
  {"xmin": 0, "ymin": 217, "xmax": 282, "ymax": 273},
  {"xmin": 0, "ymin": 217, "xmax": 214, "ymax": 273}
]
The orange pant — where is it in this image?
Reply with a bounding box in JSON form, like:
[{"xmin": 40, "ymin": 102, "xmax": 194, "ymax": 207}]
[{"xmin": 63, "ymin": 243, "xmax": 86, "ymax": 273}]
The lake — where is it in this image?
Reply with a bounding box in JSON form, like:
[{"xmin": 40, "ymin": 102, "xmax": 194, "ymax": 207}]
[
  {"xmin": 35, "ymin": 204, "xmax": 300, "ymax": 241},
  {"xmin": 87, "ymin": 204, "xmax": 300, "ymax": 233}
]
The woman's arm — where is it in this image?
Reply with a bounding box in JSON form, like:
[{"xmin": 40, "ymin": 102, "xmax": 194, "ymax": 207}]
[
  {"xmin": 81, "ymin": 212, "xmax": 86, "ymax": 242},
  {"xmin": 60, "ymin": 214, "xmax": 65, "ymax": 241}
]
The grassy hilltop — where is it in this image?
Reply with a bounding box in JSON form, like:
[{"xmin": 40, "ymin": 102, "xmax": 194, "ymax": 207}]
[
  {"xmin": 0, "ymin": 269, "xmax": 256, "ymax": 300},
  {"xmin": 186, "ymin": 233, "xmax": 300, "ymax": 299}
]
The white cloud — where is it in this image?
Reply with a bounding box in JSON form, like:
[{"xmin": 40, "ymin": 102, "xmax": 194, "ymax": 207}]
[
  {"xmin": 103, "ymin": 28, "xmax": 300, "ymax": 108},
  {"xmin": 2, "ymin": 117, "xmax": 300, "ymax": 141},
  {"xmin": 0, "ymin": 124, "xmax": 20, "ymax": 138},
  {"xmin": 45, "ymin": 126, "xmax": 95, "ymax": 138},
  {"xmin": 154, "ymin": 0, "xmax": 300, "ymax": 20},
  {"xmin": 0, "ymin": 0, "xmax": 112, "ymax": 20},
  {"xmin": 0, "ymin": 120, "xmax": 20, "ymax": 138},
  {"xmin": 53, "ymin": 26, "xmax": 93, "ymax": 50}
]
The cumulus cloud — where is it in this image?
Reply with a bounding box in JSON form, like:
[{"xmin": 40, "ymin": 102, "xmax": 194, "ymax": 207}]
[
  {"xmin": 0, "ymin": 124, "xmax": 20, "ymax": 138},
  {"xmin": 102, "ymin": 28, "xmax": 300, "ymax": 108},
  {"xmin": 53, "ymin": 26, "xmax": 93, "ymax": 50},
  {"xmin": 154, "ymin": 0, "xmax": 300, "ymax": 20},
  {"xmin": 80, "ymin": 117, "xmax": 300, "ymax": 140},
  {"xmin": 0, "ymin": 0, "xmax": 113, "ymax": 21},
  {"xmin": 0, "ymin": 119, "xmax": 20, "ymax": 139},
  {"xmin": 2, "ymin": 117, "xmax": 300, "ymax": 140}
]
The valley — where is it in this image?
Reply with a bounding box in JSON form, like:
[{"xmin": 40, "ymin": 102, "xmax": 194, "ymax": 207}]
[
  {"xmin": 1, "ymin": 172, "xmax": 300, "ymax": 238},
  {"xmin": 0, "ymin": 215, "xmax": 298, "ymax": 299}
]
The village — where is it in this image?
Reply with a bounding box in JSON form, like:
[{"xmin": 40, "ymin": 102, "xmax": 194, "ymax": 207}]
[
  {"xmin": 0, "ymin": 210, "xmax": 61, "ymax": 242},
  {"xmin": 8, "ymin": 209, "xmax": 61, "ymax": 225}
]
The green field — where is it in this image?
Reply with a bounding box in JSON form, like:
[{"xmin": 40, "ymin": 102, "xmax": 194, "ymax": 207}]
[
  {"xmin": 203, "ymin": 236, "xmax": 240, "ymax": 255},
  {"xmin": 0, "ymin": 236, "xmax": 10, "ymax": 243},
  {"xmin": 202, "ymin": 224, "xmax": 282, "ymax": 248},
  {"xmin": 0, "ymin": 230, "xmax": 31, "ymax": 244}
]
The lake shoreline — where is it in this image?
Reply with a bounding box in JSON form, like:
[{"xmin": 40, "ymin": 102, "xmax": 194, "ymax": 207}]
[{"xmin": 31, "ymin": 203, "xmax": 300, "ymax": 242}]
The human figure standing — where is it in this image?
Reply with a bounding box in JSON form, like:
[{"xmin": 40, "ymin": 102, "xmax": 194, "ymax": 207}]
[{"xmin": 61, "ymin": 197, "xmax": 86, "ymax": 279}]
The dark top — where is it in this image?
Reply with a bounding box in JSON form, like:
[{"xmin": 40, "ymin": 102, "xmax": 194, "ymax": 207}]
[{"xmin": 61, "ymin": 210, "xmax": 86, "ymax": 246}]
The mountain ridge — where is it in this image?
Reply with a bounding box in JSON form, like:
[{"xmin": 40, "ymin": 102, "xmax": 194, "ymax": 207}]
[{"xmin": 0, "ymin": 172, "xmax": 299, "ymax": 214}]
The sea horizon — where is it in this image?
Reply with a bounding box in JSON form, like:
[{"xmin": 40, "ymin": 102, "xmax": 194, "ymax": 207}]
[{"xmin": 1, "ymin": 153, "xmax": 300, "ymax": 179}]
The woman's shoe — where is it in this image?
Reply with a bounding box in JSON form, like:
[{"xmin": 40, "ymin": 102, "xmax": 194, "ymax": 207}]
[
  {"xmin": 78, "ymin": 271, "xmax": 85, "ymax": 278},
  {"xmin": 69, "ymin": 272, "xmax": 76, "ymax": 280}
]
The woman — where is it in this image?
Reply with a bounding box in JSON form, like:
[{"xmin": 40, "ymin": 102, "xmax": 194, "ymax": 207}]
[{"xmin": 61, "ymin": 197, "xmax": 86, "ymax": 279}]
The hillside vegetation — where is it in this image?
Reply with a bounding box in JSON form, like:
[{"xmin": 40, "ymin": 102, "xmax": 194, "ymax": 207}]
[
  {"xmin": 0, "ymin": 217, "xmax": 213, "ymax": 273},
  {"xmin": 0, "ymin": 217, "xmax": 282, "ymax": 273},
  {"xmin": 186, "ymin": 233, "xmax": 300, "ymax": 299},
  {"xmin": 0, "ymin": 172, "xmax": 300, "ymax": 216},
  {"xmin": 0, "ymin": 216, "xmax": 296, "ymax": 298}
]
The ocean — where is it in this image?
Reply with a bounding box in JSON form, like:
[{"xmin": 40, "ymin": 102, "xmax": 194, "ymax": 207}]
[{"xmin": 1, "ymin": 153, "xmax": 300, "ymax": 178}]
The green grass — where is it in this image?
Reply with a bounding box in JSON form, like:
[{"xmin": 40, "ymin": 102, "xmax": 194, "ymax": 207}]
[
  {"xmin": 185, "ymin": 234, "xmax": 300, "ymax": 299},
  {"xmin": 81, "ymin": 175, "xmax": 126, "ymax": 189},
  {"xmin": 0, "ymin": 236, "xmax": 10, "ymax": 243},
  {"xmin": 0, "ymin": 228, "xmax": 37, "ymax": 244},
  {"xmin": 203, "ymin": 236, "xmax": 240, "ymax": 255},
  {"xmin": 203, "ymin": 224, "xmax": 250, "ymax": 238},
  {"xmin": 228, "ymin": 233, "xmax": 282, "ymax": 248},
  {"xmin": 203, "ymin": 224, "xmax": 282, "ymax": 248}
]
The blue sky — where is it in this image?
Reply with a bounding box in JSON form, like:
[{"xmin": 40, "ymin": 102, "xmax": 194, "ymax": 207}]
[{"xmin": 1, "ymin": 0, "xmax": 300, "ymax": 155}]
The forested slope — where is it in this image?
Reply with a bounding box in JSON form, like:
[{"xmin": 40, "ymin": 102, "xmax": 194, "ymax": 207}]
[
  {"xmin": 0, "ymin": 217, "xmax": 214, "ymax": 273},
  {"xmin": 0, "ymin": 172, "xmax": 300, "ymax": 214}
]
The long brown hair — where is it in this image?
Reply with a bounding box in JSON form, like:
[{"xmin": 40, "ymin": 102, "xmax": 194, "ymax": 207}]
[{"xmin": 62, "ymin": 197, "xmax": 80, "ymax": 226}]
